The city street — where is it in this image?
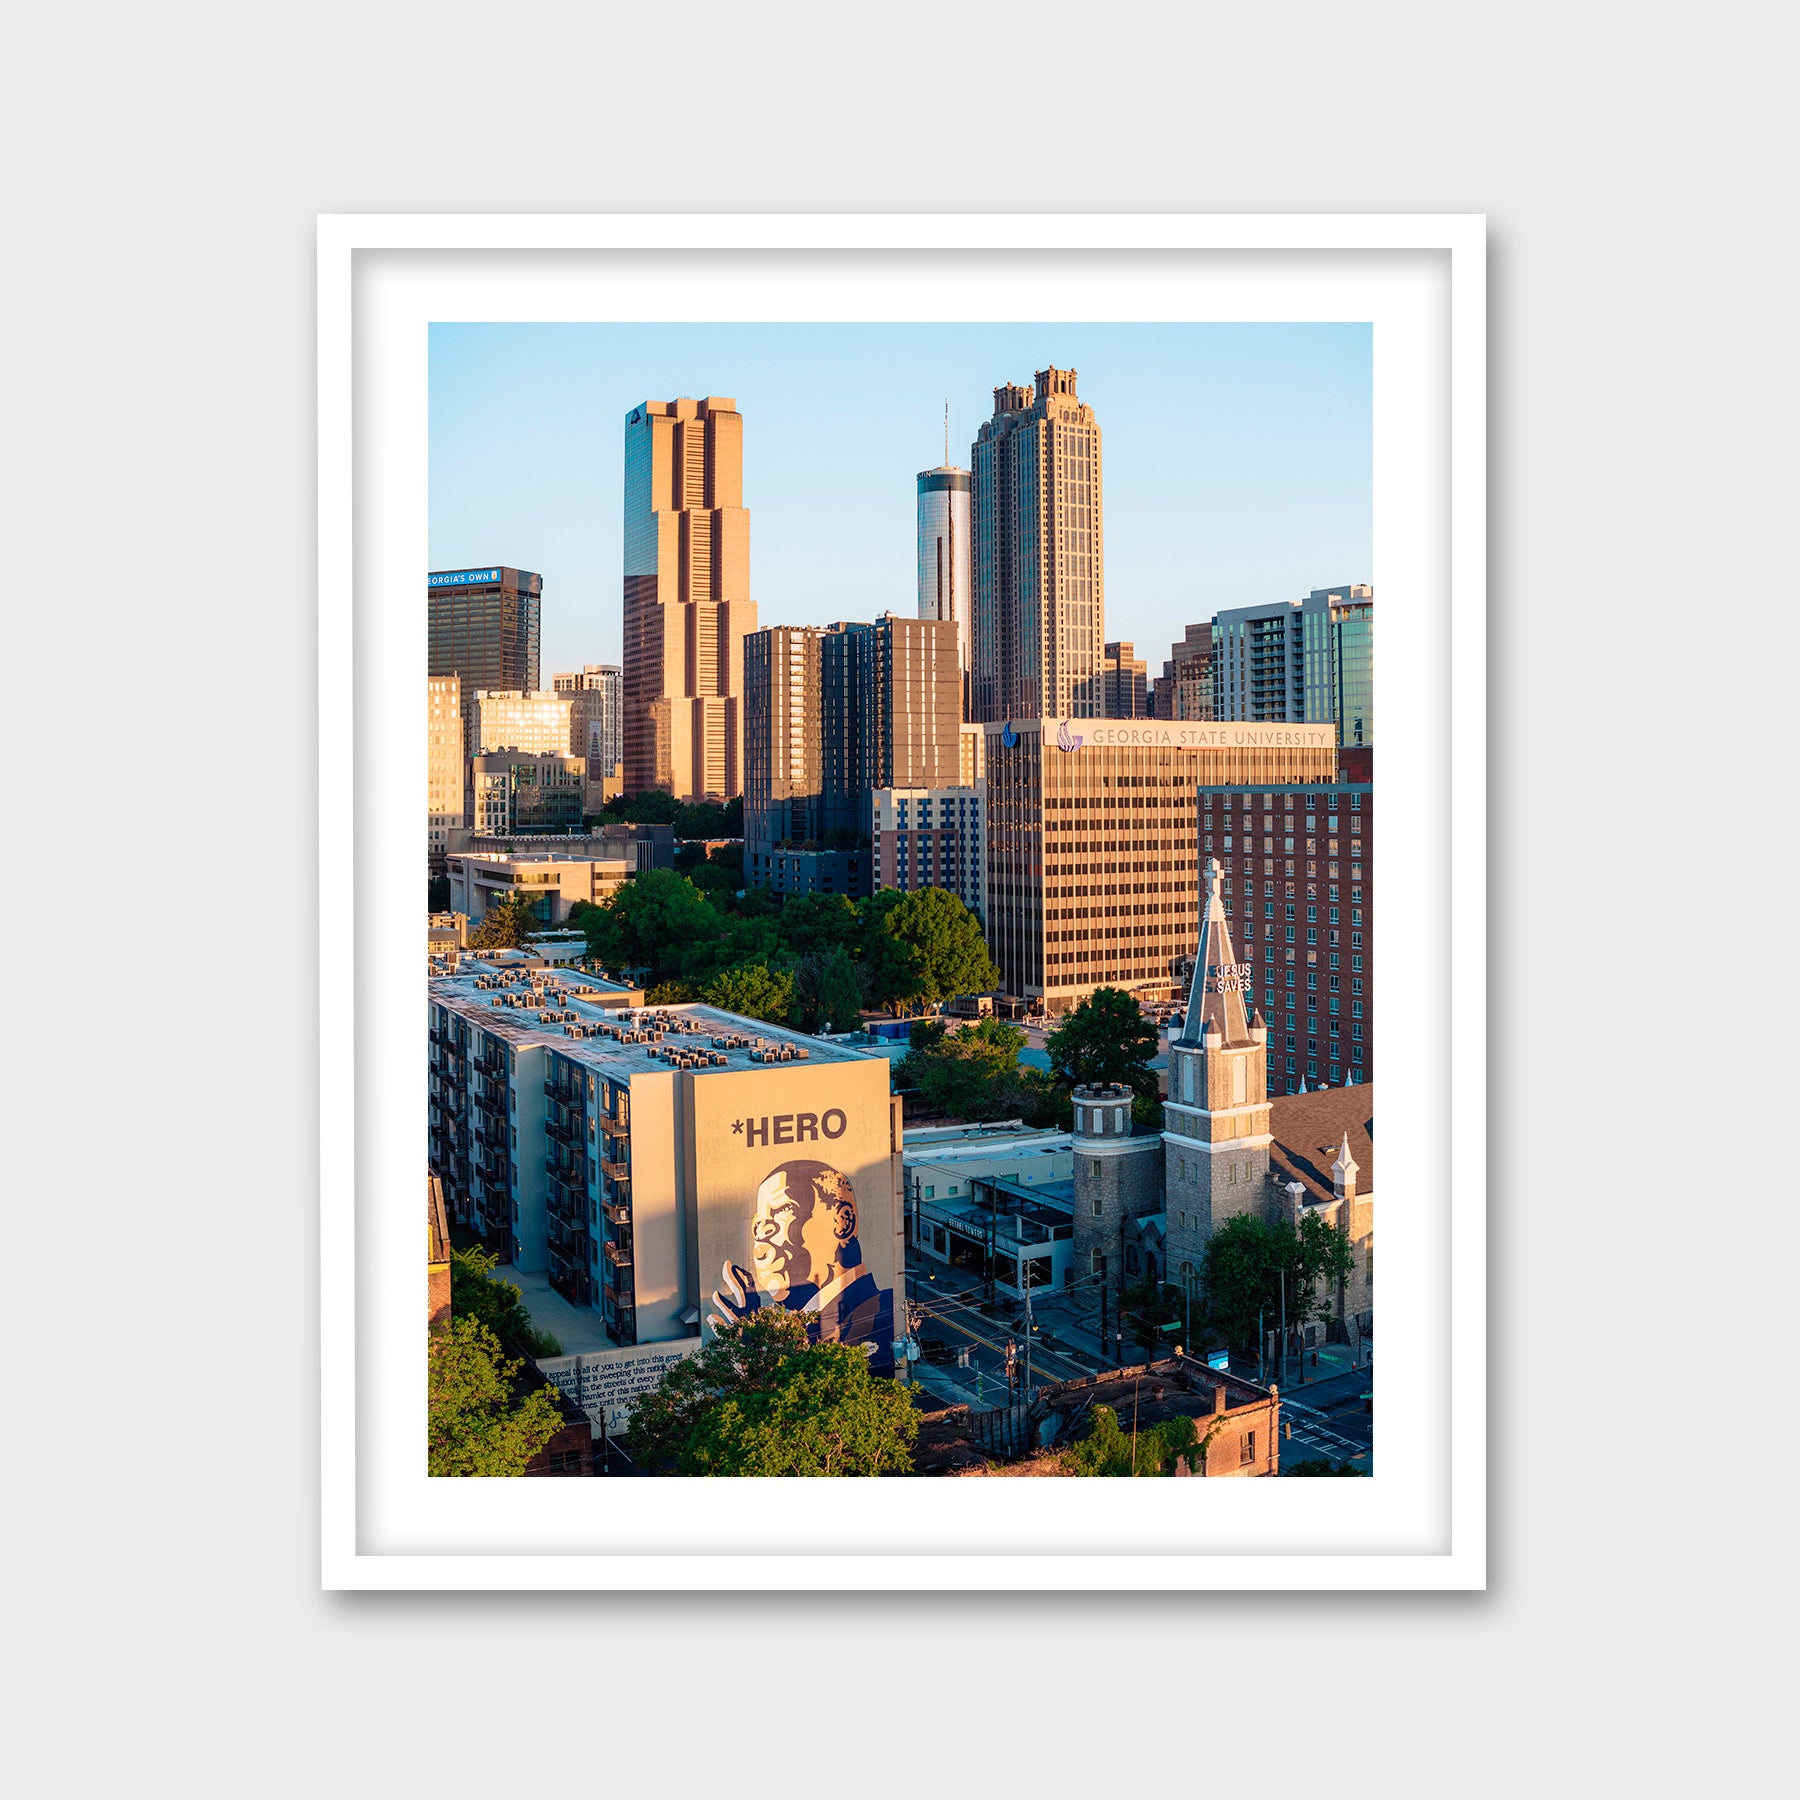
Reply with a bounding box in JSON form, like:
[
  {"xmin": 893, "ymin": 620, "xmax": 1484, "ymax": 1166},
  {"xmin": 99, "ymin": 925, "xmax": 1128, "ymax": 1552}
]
[
  {"xmin": 905, "ymin": 1250, "xmax": 1373, "ymax": 1472},
  {"xmin": 1268, "ymin": 1354, "xmax": 1374, "ymax": 1471}
]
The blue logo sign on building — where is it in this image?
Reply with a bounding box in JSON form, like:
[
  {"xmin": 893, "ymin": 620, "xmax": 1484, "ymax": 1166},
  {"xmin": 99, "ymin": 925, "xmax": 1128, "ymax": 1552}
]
[{"xmin": 429, "ymin": 568, "xmax": 502, "ymax": 588}]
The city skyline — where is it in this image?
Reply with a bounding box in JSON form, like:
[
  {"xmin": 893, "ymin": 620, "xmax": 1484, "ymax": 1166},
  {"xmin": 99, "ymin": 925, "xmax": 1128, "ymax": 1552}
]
[{"xmin": 430, "ymin": 323, "xmax": 1372, "ymax": 681}]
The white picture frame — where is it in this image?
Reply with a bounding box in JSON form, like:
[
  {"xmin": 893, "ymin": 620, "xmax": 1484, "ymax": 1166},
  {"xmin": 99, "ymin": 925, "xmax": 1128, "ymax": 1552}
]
[{"xmin": 319, "ymin": 213, "xmax": 1485, "ymax": 1590}]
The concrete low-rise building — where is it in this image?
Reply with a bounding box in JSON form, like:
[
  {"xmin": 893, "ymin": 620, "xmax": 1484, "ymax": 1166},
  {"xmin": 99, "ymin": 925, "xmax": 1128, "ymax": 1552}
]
[
  {"xmin": 448, "ymin": 850, "xmax": 634, "ymax": 927},
  {"xmin": 902, "ymin": 1121, "xmax": 1072, "ymax": 1238},
  {"xmin": 447, "ymin": 822, "xmax": 674, "ymax": 872},
  {"xmin": 913, "ymin": 1176, "xmax": 1076, "ymax": 1301}
]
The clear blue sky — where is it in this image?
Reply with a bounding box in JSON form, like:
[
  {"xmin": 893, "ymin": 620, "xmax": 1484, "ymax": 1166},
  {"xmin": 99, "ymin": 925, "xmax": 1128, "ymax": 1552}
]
[{"xmin": 430, "ymin": 322, "xmax": 1371, "ymax": 681}]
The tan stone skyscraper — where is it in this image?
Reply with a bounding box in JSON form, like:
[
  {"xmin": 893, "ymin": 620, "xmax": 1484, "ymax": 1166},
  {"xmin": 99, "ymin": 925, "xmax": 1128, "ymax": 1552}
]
[
  {"xmin": 621, "ymin": 397, "xmax": 756, "ymax": 800},
  {"xmin": 970, "ymin": 367, "xmax": 1104, "ymax": 722}
]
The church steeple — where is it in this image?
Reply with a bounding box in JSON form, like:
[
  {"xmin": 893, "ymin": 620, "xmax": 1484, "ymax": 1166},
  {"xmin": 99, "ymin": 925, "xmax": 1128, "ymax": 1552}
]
[
  {"xmin": 1179, "ymin": 858, "xmax": 1254, "ymax": 1050},
  {"xmin": 1162, "ymin": 855, "xmax": 1274, "ymax": 1267}
]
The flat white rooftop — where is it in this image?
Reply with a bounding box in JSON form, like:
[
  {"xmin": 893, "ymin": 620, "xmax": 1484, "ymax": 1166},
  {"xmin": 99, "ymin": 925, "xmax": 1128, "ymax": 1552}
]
[{"xmin": 431, "ymin": 968, "xmax": 885, "ymax": 1080}]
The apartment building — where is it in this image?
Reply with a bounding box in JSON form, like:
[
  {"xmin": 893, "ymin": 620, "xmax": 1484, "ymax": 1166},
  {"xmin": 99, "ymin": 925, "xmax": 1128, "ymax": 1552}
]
[
  {"xmin": 871, "ymin": 785, "xmax": 987, "ymax": 919},
  {"xmin": 428, "ymin": 975, "xmax": 905, "ymax": 1368}
]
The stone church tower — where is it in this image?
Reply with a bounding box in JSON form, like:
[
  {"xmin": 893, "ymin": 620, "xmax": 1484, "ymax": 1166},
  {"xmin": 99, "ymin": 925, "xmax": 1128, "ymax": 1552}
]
[
  {"xmin": 1162, "ymin": 858, "xmax": 1273, "ymax": 1292},
  {"xmin": 1070, "ymin": 1082, "xmax": 1164, "ymax": 1309}
]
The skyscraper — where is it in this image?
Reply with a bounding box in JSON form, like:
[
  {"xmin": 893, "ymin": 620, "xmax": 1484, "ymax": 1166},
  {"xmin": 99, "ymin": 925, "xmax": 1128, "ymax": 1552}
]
[
  {"xmin": 621, "ymin": 397, "xmax": 755, "ymax": 801},
  {"xmin": 970, "ymin": 367, "xmax": 1104, "ymax": 723},
  {"xmin": 428, "ymin": 565, "xmax": 543, "ymax": 757},
  {"xmin": 742, "ymin": 614, "xmax": 962, "ymax": 899},
  {"xmin": 916, "ymin": 464, "xmax": 971, "ymax": 712},
  {"xmin": 1102, "ymin": 641, "xmax": 1148, "ymax": 718},
  {"xmin": 1152, "ymin": 622, "xmax": 1216, "ymax": 721}
]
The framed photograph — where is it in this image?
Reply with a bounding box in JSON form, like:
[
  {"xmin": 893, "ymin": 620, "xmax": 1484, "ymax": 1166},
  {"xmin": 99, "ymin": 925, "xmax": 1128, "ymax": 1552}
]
[{"xmin": 319, "ymin": 213, "xmax": 1485, "ymax": 1589}]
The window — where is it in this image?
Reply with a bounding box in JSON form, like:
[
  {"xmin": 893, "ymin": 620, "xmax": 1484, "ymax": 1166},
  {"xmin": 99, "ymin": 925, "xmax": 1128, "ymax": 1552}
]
[
  {"xmin": 1092, "ymin": 1249, "xmax": 1104, "ymax": 1275},
  {"xmin": 1241, "ymin": 1431, "xmax": 1256, "ymax": 1466},
  {"xmin": 1092, "ymin": 1193, "xmax": 1103, "ymax": 1217}
]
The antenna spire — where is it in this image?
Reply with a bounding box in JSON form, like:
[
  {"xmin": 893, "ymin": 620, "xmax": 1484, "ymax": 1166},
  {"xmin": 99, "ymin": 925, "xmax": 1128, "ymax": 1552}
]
[{"xmin": 944, "ymin": 399, "xmax": 949, "ymax": 467}]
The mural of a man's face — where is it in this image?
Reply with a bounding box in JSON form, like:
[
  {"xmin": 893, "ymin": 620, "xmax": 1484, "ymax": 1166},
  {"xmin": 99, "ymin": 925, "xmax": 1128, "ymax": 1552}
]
[{"xmin": 750, "ymin": 1162, "xmax": 860, "ymax": 1302}]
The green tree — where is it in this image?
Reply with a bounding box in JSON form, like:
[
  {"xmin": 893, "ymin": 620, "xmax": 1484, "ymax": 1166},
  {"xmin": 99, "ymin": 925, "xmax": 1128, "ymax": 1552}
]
[
  {"xmin": 603, "ymin": 787, "xmax": 682, "ymax": 825},
  {"xmin": 815, "ymin": 942, "xmax": 864, "ymax": 1033},
  {"xmin": 1045, "ymin": 987, "xmax": 1160, "ymax": 1101},
  {"xmin": 450, "ymin": 1245, "xmax": 561, "ymax": 1356},
  {"xmin": 882, "ymin": 887, "xmax": 1000, "ymax": 1009},
  {"xmin": 898, "ymin": 1017, "xmax": 1026, "ymax": 1119},
  {"xmin": 702, "ymin": 959, "xmax": 795, "ymax": 1024},
  {"xmin": 1200, "ymin": 1212, "xmax": 1355, "ymax": 1354},
  {"xmin": 1287, "ymin": 1458, "xmax": 1366, "ymax": 1476},
  {"xmin": 779, "ymin": 891, "xmax": 863, "ymax": 957},
  {"xmin": 467, "ymin": 892, "xmax": 545, "ymax": 950},
  {"xmin": 673, "ymin": 799, "xmax": 732, "ymax": 839},
  {"xmin": 428, "ymin": 1317, "xmax": 567, "ymax": 1476},
  {"xmin": 624, "ymin": 1308, "xmax": 919, "ymax": 1476},
  {"xmin": 579, "ymin": 868, "xmax": 724, "ymax": 984},
  {"xmin": 427, "ymin": 874, "xmax": 451, "ymax": 912}
]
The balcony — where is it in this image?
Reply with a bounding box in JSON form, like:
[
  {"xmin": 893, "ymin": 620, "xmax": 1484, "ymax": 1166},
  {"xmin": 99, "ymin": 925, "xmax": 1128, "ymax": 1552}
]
[
  {"xmin": 602, "ymin": 1201, "xmax": 631, "ymax": 1227},
  {"xmin": 545, "ymin": 1115, "xmax": 579, "ymax": 1146},
  {"xmin": 600, "ymin": 1157, "xmax": 630, "ymax": 1184},
  {"xmin": 543, "ymin": 1079, "xmax": 580, "ymax": 1105},
  {"xmin": 603, "ymin": 1240, "xmax": 633, "ymax": 1269},
  {"xmin": 597, "ymin": 1116, "xmax": 628, "ymax": 1140}
]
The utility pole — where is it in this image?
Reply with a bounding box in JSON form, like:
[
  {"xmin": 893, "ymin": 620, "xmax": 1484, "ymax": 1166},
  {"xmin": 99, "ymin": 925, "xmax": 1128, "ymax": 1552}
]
[
  {"xmin": 1023, "ymin": 1257, "xmax": 1033, "ymax": 1397},
  {"xmin": 1258, "ymin": 1304, "xmax": 1265, "ymax": 1384},
  {"xmin": 1099, "ymin": 1253, "xmax": 1108, "ymax": 1362},
  {"xmin": 1279, "ymin": 1267, "xmax": 1287, "ymax": 1390},
  {"xmin": 1131, "ymin": 1377, "xmax": 1141, "ymax": 1476}
]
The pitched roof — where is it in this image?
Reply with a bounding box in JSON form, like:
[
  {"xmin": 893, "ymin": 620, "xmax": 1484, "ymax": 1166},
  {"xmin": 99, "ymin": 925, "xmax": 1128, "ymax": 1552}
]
[
  {"xmin": 1177, "ymin": 857, "xmax": 1255, "ymax": 1049},
  {"xmin": 1268, "ymin": 1084, "xmax": 1375, "ymax": 1204}
]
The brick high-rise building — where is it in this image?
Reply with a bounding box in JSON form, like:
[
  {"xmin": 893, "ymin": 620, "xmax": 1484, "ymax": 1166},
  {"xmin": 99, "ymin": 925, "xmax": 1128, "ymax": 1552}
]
[
  {"xmin": 970, "ymin": 367, "xmax": 1104, "ymax": 724},
  {"xmin": 1198, "ymin": 776, "xmax": 1372, "ymax": 1092},
  {"xmin": 621, "ymin": 397, "xmax": 756, "ymax": 801}
]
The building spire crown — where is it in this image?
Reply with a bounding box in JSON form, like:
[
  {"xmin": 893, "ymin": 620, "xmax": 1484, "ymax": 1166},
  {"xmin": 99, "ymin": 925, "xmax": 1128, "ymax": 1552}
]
[{"xmin": 1178, "ymin": 857, "xmax": 1253, "ymax": 1051}]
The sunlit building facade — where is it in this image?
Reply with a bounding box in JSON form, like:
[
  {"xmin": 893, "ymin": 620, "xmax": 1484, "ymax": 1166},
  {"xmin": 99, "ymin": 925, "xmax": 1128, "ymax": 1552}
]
[
  {"xmin": 982, "ymin": 718, "xmax": 1337, "ymax": 1014},
  {"xmin": 970, "ymin": 368, "xmax": 1105, "ymax": 723},
  {"xmin": 621, "ymin": 397, "xmax": 755, "ymax": 800}
]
